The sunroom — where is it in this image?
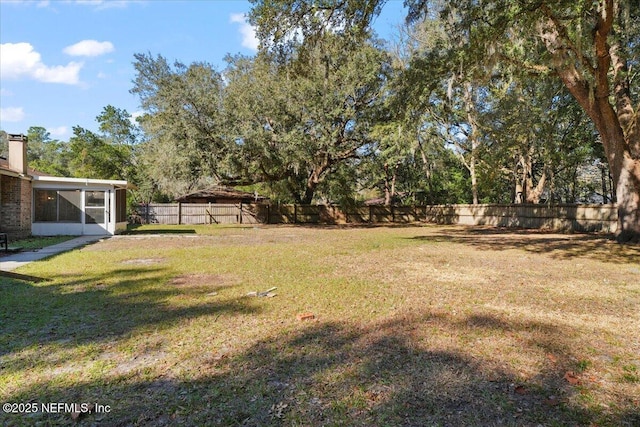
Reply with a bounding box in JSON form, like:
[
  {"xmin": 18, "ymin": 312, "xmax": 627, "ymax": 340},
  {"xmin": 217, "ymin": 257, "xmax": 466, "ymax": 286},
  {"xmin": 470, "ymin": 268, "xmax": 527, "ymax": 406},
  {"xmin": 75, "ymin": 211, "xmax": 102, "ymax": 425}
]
[{"xmin": 31, "ymin": 176, "xmax": 128, "ymax": 236}]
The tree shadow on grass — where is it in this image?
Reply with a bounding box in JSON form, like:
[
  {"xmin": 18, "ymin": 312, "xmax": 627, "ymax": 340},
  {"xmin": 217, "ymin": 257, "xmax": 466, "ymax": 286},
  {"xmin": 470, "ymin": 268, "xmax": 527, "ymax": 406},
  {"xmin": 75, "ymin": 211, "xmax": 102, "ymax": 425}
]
[
  {"xmin": 4, "ymin": 311, "xmax": 638, "ymax": 426},
  {"xmin": 409, "ymin": 227, "xmax": 640, "ymax": 264},
  {"xmin": 124, "ymin": 225, "xmax": 197, "ymax": 235},
  {"xmin": 0, "ymin": 270, "xmax": 50, "ymax": 283},
  {"xmin": 0, "ymin": 267, "xmax": 257, "ymax": 365}
]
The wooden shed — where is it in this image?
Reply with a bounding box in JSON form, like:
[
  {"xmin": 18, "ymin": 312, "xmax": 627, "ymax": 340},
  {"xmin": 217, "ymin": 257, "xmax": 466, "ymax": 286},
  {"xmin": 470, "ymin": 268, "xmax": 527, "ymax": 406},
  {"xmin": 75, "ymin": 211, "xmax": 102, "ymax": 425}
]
[{"xmin": 176, "ymin": 186, "xmax": 269, "ymax": 204}]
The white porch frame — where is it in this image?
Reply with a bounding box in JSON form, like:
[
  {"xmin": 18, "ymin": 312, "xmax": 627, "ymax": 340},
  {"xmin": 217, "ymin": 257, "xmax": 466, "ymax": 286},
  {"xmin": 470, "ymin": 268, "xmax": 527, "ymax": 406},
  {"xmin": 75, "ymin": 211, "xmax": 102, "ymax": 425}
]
[{"xmin": 31, "ymin": 176, "xmax": 128, "ymax": 236}]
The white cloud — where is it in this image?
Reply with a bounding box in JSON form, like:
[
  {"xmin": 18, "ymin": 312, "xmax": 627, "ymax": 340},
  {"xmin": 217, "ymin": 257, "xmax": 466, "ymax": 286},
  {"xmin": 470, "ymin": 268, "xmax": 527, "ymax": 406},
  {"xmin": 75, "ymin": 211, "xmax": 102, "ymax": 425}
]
[
  {"xmin": 0, "ymin": 88, "xmax": 13, "ymax": 96},
  {"xmin": 230, "ymin": 13, "xmax": 259, "ymax": 51},
  {"xmin": 129, "ymin": 110, "xmax": 145, "ymax": 125},
  {"xmin": 0, "ymin": 107, "xmax": 25, "ymax": 122},
  {"xmin": 1, "ymin": 0, "xmax": 132, "ymax": 8},
  {"xmin": 48, "ymin": 126, "xmax": 69, "ymax": 137},
  {"xmin": 0, "ymin": 0, "xmax": 49, "ymax": 6},
  {"xmin": 63, "ymin": 40, "xmax": 114, "ymax": 57},
  {"xmin": 0, "ymin": 42, "xmax": 83, "ymax": 85},
  {"xmin": 1, "ymin": 43, "xmax": 41, "ymax": 78},
  {"xmin": 73, "ymin": 0, "xmax": 136, "ymax": 10},
  {"xmin": 32, "ymin": 62, "xmax": 84, "ymax": 84}
]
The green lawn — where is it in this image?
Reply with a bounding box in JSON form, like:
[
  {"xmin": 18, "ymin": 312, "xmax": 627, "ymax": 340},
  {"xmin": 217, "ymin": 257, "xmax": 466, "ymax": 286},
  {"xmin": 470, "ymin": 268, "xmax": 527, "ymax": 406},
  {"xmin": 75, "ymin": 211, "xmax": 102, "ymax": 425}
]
[{"xmin": 1, "ymin": 224, "xmax": 639, "ymax": 426}]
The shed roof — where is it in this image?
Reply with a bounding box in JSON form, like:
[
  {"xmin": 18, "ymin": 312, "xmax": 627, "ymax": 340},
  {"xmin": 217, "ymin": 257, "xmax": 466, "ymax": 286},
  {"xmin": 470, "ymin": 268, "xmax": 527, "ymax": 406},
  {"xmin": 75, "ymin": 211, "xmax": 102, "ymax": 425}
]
[{"xmin": 176, "ymin": 185, "xmax": 269, "ymax": 203}]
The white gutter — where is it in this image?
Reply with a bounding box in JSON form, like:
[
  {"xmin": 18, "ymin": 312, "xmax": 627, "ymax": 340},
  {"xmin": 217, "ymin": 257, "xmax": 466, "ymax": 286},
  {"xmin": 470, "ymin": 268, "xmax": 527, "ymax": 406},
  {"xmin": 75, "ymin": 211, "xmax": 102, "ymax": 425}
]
[{"xmin": 32, "ymin": 175, "xmax": 129, "ymax": 188}]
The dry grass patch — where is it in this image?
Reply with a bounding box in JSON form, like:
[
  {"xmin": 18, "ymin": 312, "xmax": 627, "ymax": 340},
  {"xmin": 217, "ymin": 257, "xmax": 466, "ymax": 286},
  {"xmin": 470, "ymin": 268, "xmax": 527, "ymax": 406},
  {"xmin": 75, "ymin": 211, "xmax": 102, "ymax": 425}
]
[
  {"xmin": 1, "ymin": 224, "xmax": 638, "ymax": 426},
  {"xmin": 169, "ymin": 273, "xmax": 235, "ymax": 288}
]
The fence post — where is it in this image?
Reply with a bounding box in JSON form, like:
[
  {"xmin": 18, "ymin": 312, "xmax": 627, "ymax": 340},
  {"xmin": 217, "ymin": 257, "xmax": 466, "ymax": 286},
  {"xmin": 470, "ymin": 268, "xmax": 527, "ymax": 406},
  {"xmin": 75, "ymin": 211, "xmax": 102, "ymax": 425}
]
[
  {"xmin": 369, "ymin": 205, "xmax": 373, "ymax": 223},
  {"xmin": 294, "ymin": 204, "xmax": 298, "ymax": 224},
  {"xmin": 177, "ymin": 202, "xmax": 182, "ymax": 225},
  {"xmin": 239, "ymin": 202, "xmax": 243, "ymax": 224},
  {"xmin": 145, "ymin": 204, "xmax": 150, "ymax": 224}
]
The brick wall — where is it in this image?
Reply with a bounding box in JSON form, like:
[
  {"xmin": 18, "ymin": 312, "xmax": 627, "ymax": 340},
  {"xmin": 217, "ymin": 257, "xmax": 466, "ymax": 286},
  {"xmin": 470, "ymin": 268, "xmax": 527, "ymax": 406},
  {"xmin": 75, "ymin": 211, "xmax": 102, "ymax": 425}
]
[{"xmin": 0, "ymin": 175, "xmax": 32, "ymax": 240}]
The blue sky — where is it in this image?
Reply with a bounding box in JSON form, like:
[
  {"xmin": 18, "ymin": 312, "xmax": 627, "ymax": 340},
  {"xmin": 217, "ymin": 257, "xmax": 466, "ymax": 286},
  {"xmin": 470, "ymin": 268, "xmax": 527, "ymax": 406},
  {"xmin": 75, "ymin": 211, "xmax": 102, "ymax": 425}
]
[{"xmin": 0, "ymin": 0, "xmax": 406, "ymax": 140}]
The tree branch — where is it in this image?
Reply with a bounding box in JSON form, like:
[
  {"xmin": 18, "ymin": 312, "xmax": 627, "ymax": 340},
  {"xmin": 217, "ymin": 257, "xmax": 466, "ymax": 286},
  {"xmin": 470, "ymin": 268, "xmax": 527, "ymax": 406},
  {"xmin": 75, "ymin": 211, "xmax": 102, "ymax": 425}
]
[
  {"xmin": 592, "ymin": 0, "xmax": 613, "ymax": 100},
  {"xmin": 539, "ymin": 2, "xmax": 596, "ymax": 77}
]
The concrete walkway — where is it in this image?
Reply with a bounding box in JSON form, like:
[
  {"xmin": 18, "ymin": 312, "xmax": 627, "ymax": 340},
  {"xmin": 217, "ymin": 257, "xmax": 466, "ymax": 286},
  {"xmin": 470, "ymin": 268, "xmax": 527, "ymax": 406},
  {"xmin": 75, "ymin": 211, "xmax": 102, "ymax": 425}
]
[{"xmin": 0, "ymin": 235, "xmax": 105, "ymax": 272}]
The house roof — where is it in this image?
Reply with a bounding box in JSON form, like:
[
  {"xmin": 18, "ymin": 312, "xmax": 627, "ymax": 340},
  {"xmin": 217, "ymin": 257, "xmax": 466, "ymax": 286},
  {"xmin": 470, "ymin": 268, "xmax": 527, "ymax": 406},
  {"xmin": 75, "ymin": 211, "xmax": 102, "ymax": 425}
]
[
  {"xmin": 176, "ymin": 185, "xmax": 269, "ymax": 203},
  {"xmin": 1, "ymin": 157, "xmax": 130, "ymax": 188},
  {"xmin": 32, "ymin": 175, "xmax": 130, "ymax": 189},
  {"xmin": 0, "ymin": 157, "xmax": 49, "ymax": 178}
]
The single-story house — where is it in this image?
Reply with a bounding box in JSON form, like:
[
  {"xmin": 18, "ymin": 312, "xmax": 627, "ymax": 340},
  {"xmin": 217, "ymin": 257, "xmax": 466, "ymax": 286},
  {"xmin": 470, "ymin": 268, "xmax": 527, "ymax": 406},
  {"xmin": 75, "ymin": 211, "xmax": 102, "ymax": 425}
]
[
  {"xmin": 176, "ymin": 185, "xmax": 269, "ymax": 204},
  {"xmin": 0, "ymin": 133, "xmax": 128, "ymax": 240}
]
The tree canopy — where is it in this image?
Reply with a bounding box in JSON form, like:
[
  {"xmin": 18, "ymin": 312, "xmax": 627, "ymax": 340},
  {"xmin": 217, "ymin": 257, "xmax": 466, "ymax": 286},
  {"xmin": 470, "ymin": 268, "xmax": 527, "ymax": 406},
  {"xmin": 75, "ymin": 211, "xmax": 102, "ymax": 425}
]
[
  {"xmin": 3, "ymin": 0, "xmax": 637, "ymax": 241},
  {"xmin": 247, "ymin": 0, "xmax": 639, "ymax": 240}
]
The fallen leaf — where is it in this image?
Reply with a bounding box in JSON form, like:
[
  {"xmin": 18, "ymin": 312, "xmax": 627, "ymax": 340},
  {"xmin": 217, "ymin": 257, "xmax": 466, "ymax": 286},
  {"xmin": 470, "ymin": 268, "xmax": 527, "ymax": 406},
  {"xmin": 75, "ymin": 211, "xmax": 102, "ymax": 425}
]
[
  {"xmin": 547, "ymin": 353, "xmax": 557, "ymax": 363},
  {"xmin": 544, "ymin": 396, "xmax": 560, "ymax": 406},
  {"xmin": 514, "ymin": 385, "xmax": 527, "ymax": 395},
  {"xmin": 564, "ymin": 371, "xmax": 580, "ymax": 385}
]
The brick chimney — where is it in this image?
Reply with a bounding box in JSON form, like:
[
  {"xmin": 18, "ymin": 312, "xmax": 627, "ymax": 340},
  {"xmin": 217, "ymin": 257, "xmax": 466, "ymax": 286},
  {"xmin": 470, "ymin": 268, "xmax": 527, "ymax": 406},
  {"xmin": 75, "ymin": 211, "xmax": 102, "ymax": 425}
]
[{"xmin": 8, "ymin": 133, "xmax": 28, "ymax": 175}]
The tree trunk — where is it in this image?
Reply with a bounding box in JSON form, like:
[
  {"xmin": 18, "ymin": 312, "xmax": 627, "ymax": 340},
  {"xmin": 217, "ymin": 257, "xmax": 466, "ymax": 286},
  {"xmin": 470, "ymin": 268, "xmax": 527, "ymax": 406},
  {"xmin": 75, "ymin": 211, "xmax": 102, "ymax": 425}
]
[
  {"xmin": 417, "ymin": 138, "xmax": 434, "ymax": 201},
  {"xmin": 470, "ymin": 150, "xmax": 478, "ymax": 205},
  {"xmin": 303, "ymin": 155, "xmax": 332, "ymax": 204},
  {"xmin": 597, "ymin": 121, "xmax": 640, "ymax": 242},
  {"xmin": 391, "ymin": 164, "xmax": 397, "ymax": 203},
  {"xmin": 569, "ymin": 94, "xmax": 640, "ymax": 241},
  {"xmin": 601, "ymin": 165, "xmax": 608, "ymax": 204},
  {"xmin": 526, "ymin": 171, "xmax": 546, "ymax": 204},
  {"xmin": 540, "ymin": 2, "xmax": 640, "ymax": 242},
  {"xmin": 383, "ymin": 162, "xmax": 399, "ymax": 206},
  {"xmin": 303, "ymin": 173, "xmax": 319, "ymax": 205},
  {"xmin": 523, "ymin": 150, "xmax": 547, "ymax": 204},
  {"xmin": 570, "ymin": 73, "xmax": 640, "ymax": 241},
  {"xmin": 383, "ymin": 163, "xmax": 392, "ymax": 206},
  {"xmin": 464, "ymin": 82, "xmax": 480, "ymax": 205}
]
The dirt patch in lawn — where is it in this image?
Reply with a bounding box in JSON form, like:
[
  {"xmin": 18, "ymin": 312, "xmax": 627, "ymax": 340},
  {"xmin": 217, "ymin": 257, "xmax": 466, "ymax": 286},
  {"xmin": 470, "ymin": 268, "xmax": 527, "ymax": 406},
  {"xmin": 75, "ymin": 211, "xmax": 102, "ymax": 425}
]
[{"xmin": 170, "ymin": 274, "xmax": 237, "ymax": 289}]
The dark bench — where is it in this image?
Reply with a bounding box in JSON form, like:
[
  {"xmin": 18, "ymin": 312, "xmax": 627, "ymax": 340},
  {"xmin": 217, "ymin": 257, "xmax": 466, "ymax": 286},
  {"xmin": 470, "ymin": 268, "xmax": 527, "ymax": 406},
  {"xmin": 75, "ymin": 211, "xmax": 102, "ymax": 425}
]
[{"xmin": 0, "ymin": 233, "xmax": 7, "ymax": 252}]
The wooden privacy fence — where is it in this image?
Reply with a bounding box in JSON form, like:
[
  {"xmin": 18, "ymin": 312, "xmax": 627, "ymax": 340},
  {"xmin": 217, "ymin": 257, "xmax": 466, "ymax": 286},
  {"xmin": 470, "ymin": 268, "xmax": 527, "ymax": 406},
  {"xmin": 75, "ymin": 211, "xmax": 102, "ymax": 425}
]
[
  {"xmin": 132, "ymin": 203, "xmax": 618, "ymax": 232},
  {"xmin": 133, "ymin": 203, "xmax": 263, "ymax": 225}
]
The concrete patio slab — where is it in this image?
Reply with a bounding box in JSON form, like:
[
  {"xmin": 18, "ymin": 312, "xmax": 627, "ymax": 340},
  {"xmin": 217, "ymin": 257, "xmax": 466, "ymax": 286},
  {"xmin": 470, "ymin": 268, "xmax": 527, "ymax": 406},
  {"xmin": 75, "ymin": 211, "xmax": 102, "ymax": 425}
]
[{"xmin": 0, "ymin": 235, "xmax": 105, "ymax": 272}]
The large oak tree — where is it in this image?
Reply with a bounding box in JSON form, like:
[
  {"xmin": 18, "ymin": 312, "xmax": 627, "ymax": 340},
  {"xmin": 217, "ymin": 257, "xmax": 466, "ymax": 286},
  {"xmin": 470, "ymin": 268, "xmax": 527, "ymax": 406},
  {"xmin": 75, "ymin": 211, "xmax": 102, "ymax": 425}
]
[
  {"xmin": 224, "ymin": 34, "xmax": 389, "ymax": 203},
  {"xmin": 251, "ymin": 0, "xmax": 639, "ymax": 241}
]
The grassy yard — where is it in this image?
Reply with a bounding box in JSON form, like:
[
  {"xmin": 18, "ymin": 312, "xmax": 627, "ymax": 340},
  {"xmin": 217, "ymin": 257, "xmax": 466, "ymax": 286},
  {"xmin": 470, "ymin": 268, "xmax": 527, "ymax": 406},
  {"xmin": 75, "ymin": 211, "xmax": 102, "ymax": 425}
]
[{"xmin": 1, "ymin": 224, "xmax": 639, "ymax": 426}]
